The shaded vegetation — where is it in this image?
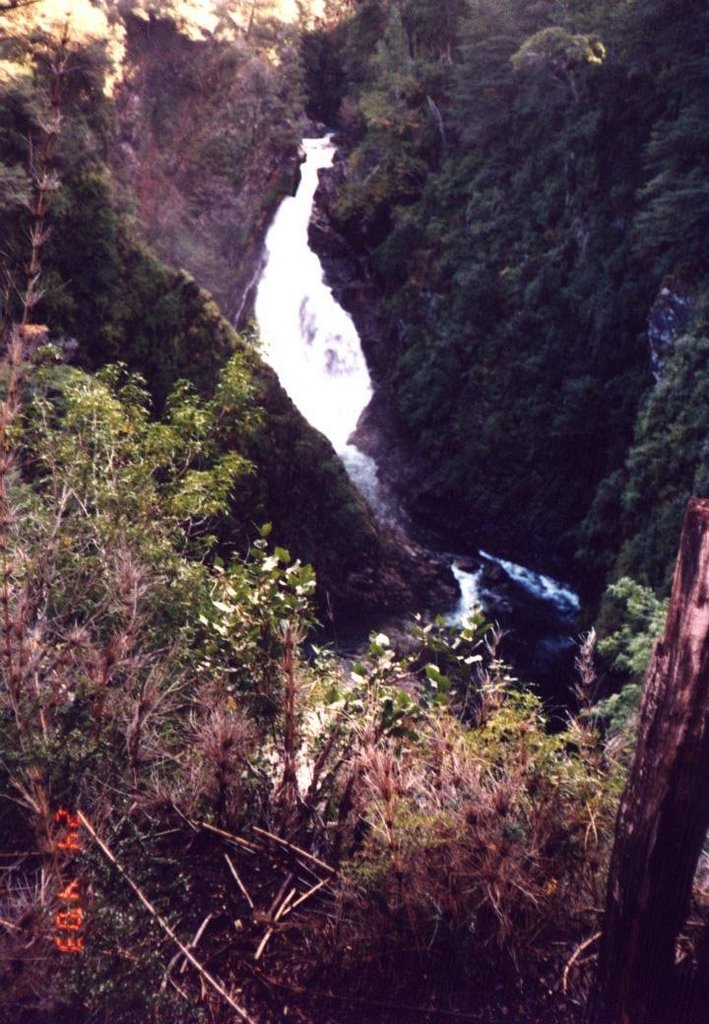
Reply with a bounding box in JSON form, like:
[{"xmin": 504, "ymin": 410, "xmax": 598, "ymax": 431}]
[
  {"xmin": 0, "ymin": 1, "xmax": 707, "ymax": 1021},
  {"xmin": 305, "ymin": 0, "xmax": 709, "ymax": 598}
]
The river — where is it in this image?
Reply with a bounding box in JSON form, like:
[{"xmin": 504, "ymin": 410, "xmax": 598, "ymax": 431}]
[{"xmin": 254, "ymin": 136, "xmax": 580, "ymax": 705}]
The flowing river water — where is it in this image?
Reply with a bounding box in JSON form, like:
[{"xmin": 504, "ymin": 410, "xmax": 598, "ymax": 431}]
[{"xmin": 254, "ymin": 137, "xmax": 580, "ymax": 698}]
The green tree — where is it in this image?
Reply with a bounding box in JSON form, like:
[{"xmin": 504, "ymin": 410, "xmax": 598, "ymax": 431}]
[{"xmin": 614, "ymin": 333, "xmax": 709, "ymax": 590}]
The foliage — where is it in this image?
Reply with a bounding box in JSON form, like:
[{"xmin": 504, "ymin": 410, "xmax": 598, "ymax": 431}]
[
  {"xmin": 0, "ymin": 338, "xmax": 625, "ymax": 1018},
  {"xmin": 22, "ymin": 354, "xmax": 259, "ymax": 556},
  {"xmin": 592, "ymin": 577, "xmax": 667, "ymax": 741},
  {"xmin": 615, "ymin": 332, "xmax": 709, "ymax": 590},
  {"xmin": 597, "ymin": 578, "xmax": 667, "ymax": 680},
  {"xmin": 0, "ymin": 336, "xmax": 320, "ymax": 1016},
  {"xmin": 326, "ymin": 631, "xmax": 624, "ymax": 1009},
  {"xmin": 310, "ymin": 0, "xmax": 709, "ymax": 600}
]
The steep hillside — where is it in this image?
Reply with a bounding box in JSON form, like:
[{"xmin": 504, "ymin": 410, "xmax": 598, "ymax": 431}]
[
  {"xmin": 2, "ymin": 5, "xmax": 709, "ymax": 1024},
  {"xmin": 0, "ymin": 1, "xmax": 455, "ymax": 618},
  {"xmin": 303, "ymin": 0, "xmax": 709, "ymax": 600}
]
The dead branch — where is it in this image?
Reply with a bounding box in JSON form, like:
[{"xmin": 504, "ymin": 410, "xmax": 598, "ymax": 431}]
[
  {"xmin": 282, "ymin": 875, "xmax": 331, "ymax": 917},
  {"xmin": 274, "ymin": 888, "xmax": 296, "ymax": 924},
  {"xmin": 179, "ymin": 913, "xmax": 212, "ymax": 975},
  {"xmin": 266, "ymin": 872, "xmax": 294, "ymax": 919},
  {"xmin": 78, "ymin": 811, "xmax": 256, "ymax": 1024},
  {"xmin": 197, "ymin": 820, "xmax": 259, "ymax": 853},
  {"xmin": 254, "ymin": 885, "xmax": 296, "ymax": 962},
  {"xmin": 160, "ymin": 913, "xmax": 213, "ymax": 990},
  {"xmin": 563, "ymin": 930, "xmax": 600, "ymax": 993},
  {"xmin": 224, "ymin": 852, "xmax": 254, "ymax": 911},
  {"xmin": 251, "ymin": 826, "xmax": 335, "ymax": 876}
]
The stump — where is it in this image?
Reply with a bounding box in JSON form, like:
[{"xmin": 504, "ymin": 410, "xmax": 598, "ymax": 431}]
[{"xmin": 590, "ymin": 498, "xmax": 709, "ymax": 1024}]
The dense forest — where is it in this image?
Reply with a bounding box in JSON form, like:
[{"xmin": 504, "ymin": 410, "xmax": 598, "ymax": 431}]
[
  {"xmin": 0, "ymin": 1, "xmax": 707, "ymax": 1022},
  {"xmin": 304, "ymin": 0, "xmax": 708, "ymax": 603}
]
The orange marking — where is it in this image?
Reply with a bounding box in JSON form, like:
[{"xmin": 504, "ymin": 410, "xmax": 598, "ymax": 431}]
[
  {"xmin": 55, "ymin": 908, "xmax": 85, "ymax": 931},
  {"xmin": 56, "ymin": 832, "xmax": 80, "ymax": 851},
  {"xmin": 54, "ymin": 809, "xmax": 80, "ymax": 829},
  {"xmin": 57, "ymin": 879, "xmax": 81, "ymax": 902},
  {"xmin": 53, "ymin": 809, "xmax": 85, "ymax": 953}
]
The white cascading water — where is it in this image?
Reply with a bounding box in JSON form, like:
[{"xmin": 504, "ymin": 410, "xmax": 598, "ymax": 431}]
[
  {"xmin": 480, "ymin": 551, "xmax": 580, "ymax": 615},
  {"xmin": 255, "ymin": 136, "xmax": 398, "ymax": 524},
  {"xmin": 446, "ymin": 561, "xmax": 483, "ymax": 626},
  {"xmin": 254, "ymin": 136, "xmax": 578, "ymax": 625},
  {"xmin": 255, "ymin": 138, "xmax": 368, "ymax": 452}
]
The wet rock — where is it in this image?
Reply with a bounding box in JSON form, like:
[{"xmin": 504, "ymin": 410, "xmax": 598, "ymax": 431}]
[
  {"xmin": 310, "ymin": 163, "xmax": 391, "ymax": 377},
  {"xmin": 477, "ymin": 559, "xmax": 578, "ymax": 716},
  {"xmin": 308, "ymin": 203, "xmax": 353, "ymax": 261},
  {"xmin": 341, "ymin": 527, "xmax": 458, "ymax": 620}
]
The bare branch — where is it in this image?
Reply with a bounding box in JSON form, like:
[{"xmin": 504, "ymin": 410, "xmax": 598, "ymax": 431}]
[{"xmin": 78, "ymin": 811, "xmax": 257, "ymax": 1024}]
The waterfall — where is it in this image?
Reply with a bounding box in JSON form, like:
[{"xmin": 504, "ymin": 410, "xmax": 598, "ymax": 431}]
[
  {"xmin": 253, "ymin": 136, "xmax": 579, "ymax": 630},
  {"xmin": 255, "ymin": 136, "xmax": 403, "ymax": 529},
  {"xmin": 255, "ymin": 137, "xmax": 370, "ymax": 454}
]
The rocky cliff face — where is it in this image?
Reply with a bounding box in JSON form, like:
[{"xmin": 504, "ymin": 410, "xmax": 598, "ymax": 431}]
[
  {"xmin": 111, "ymin": 14, "xmax": 302, "ymax": 326},
  {"xmin": 309, "ymin": 158, "xmax": 433, "ymax": 516}
]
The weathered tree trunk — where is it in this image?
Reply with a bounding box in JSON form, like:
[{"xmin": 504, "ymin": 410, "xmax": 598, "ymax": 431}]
[{"xmin": 589, "ymin": 498, "xmax": 709, "ymax": 1024}]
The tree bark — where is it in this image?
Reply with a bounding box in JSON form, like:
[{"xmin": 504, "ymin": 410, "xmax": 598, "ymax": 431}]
[{"xmin": 589, "ymin": 498, "xmax": 709, "ymax": 1023}]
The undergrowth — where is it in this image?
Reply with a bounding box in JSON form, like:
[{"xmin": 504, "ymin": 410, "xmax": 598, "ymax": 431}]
[{"xmin": 0, "ymin": 336, "xmax": 626, "ymax": 1023}]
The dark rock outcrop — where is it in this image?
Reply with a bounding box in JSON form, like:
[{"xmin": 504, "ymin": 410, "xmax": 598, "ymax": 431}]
[
  {"xmin": 309, "ymin": 156, "xmax": 391, "ymax": 377},
  {"xmin": 310, "ymin": 159, "xmax": 440, "ymax": 522}
]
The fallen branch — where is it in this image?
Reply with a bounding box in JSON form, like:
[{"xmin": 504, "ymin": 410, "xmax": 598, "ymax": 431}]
[
  {"xmin": 253, "ymin": 926, "xmax": 272, "ymax": 963},
  {"xmin": 266, "ymin": 873, "xmax": 294, "ymax": 918},
  {"xmin": 225, "ymin": 853, "xmax": 255, "ymax": 911},
  {"xmin": 254, "ymin": 886, "xmax": 296, "ymax": 962},
  {"xmin": 197, "ymin": 820, "xmax": 259, "ymax": 853},
  {"xmin": 160, "ymin": 914, "xmax": 213, "ymax": 991},
  {"xmin": 274, "ymin": 887, "xmax": 296, "ymax": 924},
  {"xmin": 562, "ymin": 930, "xmax": 601, "ymax": 994},
  {"xmin": 251, "ymin": 826, "xmax": 335, "ymax": 875},
  {"xmin": 283, "ymin": 875, "xmax": 331, "ymax": 916},
  {"xmin": 179, "ymin": 913, "xmax": 212, "ymax": 975},
  {"xmin": 78, "ymin": 811, "xmax": 256, "ymax": 1024}
]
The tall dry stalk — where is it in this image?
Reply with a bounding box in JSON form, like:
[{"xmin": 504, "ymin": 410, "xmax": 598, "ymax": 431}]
[
  {"xmin": 276, "ymin": 623, "xmax": 301, "ymax": 827},
  {"xmin": 0, "ymin": 328, "xmax": 57, "ymax": 892}
]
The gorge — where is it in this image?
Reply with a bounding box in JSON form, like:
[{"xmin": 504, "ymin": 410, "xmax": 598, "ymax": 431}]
[
  {"xmin": 254, "ymin": 134, "xmax": 582, "ymax": 705},
  {"xmin": 1, "ymin": 3, "xmax": 707, "ymax": 1021}
]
